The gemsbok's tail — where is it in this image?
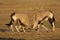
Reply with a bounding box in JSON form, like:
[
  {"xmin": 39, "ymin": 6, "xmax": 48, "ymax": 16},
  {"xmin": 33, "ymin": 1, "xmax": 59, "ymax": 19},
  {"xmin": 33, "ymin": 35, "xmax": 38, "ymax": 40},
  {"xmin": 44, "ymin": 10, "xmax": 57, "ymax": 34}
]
[{"xmin": 5, "ymin": 12, "xmax": 15, "ymax": 26}]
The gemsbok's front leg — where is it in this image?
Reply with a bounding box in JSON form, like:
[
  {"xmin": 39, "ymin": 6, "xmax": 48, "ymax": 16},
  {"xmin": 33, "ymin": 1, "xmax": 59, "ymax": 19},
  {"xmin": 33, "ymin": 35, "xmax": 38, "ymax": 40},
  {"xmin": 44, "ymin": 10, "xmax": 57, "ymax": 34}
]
[
  {"xmin": 15, "ymin": 25, "xmax": 20, "ymax": 32},
  {"xmin": 37, "ymin": 24, "xmax": 41, "ymax": 32},
  {"xmin": 22, "ymin": 27, "xmax": 26, "ymax": 32},
  {"xmin": 52, "ymin": 22, "xmax": 55, "ymax": 32},
  {"xmin": 10, "ymin": 25, "xmax": 14, "ymax": 32},
  {"xmin": 48, "ymin": 17, "xmax": 55, "ymax": 32},
  {"xmin": 37, "ymin": 23, "xmax": 48, "ymax": 32},
  {"xmin": 41, "ymin": 24, "xmax": 48, "ymax": 32}
]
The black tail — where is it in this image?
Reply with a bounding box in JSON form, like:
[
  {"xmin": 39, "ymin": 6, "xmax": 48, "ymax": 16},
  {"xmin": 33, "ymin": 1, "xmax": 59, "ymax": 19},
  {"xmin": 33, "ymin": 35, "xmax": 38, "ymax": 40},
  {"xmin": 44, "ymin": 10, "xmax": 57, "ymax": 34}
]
[
  {"xmin": 5, "ymin": 20, "xmax": 13, "ymax": 26},
  {"xmin": 11, "ymin": 12, "xmax": 15, "ymax": 18},
  {"xmin": 10, "ymin": 12, "xmax": 15, "ymax": 22},
  {"xmin": 5, "ymin": 12, "xmax": 15, "ymax": 26}
]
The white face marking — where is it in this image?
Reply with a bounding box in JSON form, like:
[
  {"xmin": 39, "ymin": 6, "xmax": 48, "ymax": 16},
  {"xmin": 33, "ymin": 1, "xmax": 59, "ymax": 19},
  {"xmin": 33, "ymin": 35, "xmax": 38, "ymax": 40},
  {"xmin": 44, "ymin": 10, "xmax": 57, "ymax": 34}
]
[{"xmin": 49, "ymin": 13, "xmax": 53, "ymax": 18}]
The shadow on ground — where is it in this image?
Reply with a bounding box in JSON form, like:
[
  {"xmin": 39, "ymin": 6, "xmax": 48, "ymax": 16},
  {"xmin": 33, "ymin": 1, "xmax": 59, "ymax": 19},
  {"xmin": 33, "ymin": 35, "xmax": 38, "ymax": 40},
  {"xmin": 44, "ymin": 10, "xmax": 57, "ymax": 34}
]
[{"xmin": 0, "ymin": 38, "xmax": 25, "ymax": 40}]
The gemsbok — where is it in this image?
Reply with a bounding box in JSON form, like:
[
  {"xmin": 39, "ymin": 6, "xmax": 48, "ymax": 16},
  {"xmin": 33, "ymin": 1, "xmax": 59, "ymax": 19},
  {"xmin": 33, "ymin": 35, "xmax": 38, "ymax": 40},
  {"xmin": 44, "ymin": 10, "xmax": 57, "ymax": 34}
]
[
  {"xmin": 6, "ymin": 10, "xmax": 55, "ymax": 32},
  {"xmin": 33, "ymin": 10, "xmax": 55, "ymax": 32},
  {"xmin": 6, "ymin": 12, "xmax": 32, "ymax": 32}
]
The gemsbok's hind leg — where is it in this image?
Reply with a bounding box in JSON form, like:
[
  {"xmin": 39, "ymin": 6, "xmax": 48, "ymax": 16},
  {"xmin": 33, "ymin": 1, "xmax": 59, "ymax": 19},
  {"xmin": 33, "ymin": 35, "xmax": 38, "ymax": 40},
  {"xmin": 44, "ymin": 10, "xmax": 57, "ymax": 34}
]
[
  {"xmin": 5, "ymin": 19, "xmax": 15, "ymax": 32},
  {"xmin": 10, "ymin": 25, "xmax": 14, "ymax": 32},
  {"xmin": 48, "ymin": 17, "xmax": 55, "ymax": 32}
]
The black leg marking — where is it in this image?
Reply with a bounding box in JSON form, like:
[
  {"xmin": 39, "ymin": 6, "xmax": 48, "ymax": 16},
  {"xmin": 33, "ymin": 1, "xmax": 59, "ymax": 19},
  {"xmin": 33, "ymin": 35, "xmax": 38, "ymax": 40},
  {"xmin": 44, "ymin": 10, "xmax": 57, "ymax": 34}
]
[
  {"xmin": 48, "ymin": 16, "xmax": 55, "ymax": 26},
  {"xmin": 48, "ymin": 18, "xmax": 52, "ymax": 26},
  {"xmin": 48, "ymin": 16, "xmax": 55, "ymax": 32},
  {"xmin": 53, "ymin": 16, "xmax": 55, "ymax": 24}
]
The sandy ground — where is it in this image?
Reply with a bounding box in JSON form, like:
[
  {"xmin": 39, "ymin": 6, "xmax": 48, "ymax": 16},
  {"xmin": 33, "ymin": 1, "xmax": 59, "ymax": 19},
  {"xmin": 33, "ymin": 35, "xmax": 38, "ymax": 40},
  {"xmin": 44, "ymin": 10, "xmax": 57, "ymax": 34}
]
[{"xmin": 0, "ymin": 0, "xmax": 60, "ymax": 40}]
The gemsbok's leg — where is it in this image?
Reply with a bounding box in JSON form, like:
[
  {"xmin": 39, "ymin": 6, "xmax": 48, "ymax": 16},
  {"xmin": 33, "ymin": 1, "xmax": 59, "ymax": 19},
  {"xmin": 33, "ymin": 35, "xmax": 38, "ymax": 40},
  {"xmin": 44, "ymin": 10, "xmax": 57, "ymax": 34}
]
[
  {"xmin": 23, "ymin": 27, "xmax": 25, "ymax": 32},
  {"xmin": 52, "ymin": 22, "xmax": 55, "ymax": 32},
  {"xmin": 18, "ymin": 25, "xmax": 21, "ymax": 30},
  {"xmin": 41, "ymin": 24, "xmax": 48, "ymax": 32},
  {"xmin": 37, "ymin": 24, "xmax": 41, "ymax": 32},
  {"xmin": 37, "ymin": 16, "xmax": 49, "ymax": 32},
  {"xmin": 15, "ymin": 25, "xmax": 20, "ymax": 32},
  {"xmin": 11, "ymin": 25, "xmax": 14, "ymax": 32},
  {"xmin": 5, "ymin": 18, "xmax": 14, "ymax": 32},
  {"xmin": 14, "ymin": 19, "xmax": 20, "ymax": 32},
  {"xmin": 48, "ymin": 17, "xmax": 55, "ymax": 32},
  {"xmin": 37, "ymin": 22, "xmax": 48, "ymax": 32}
]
